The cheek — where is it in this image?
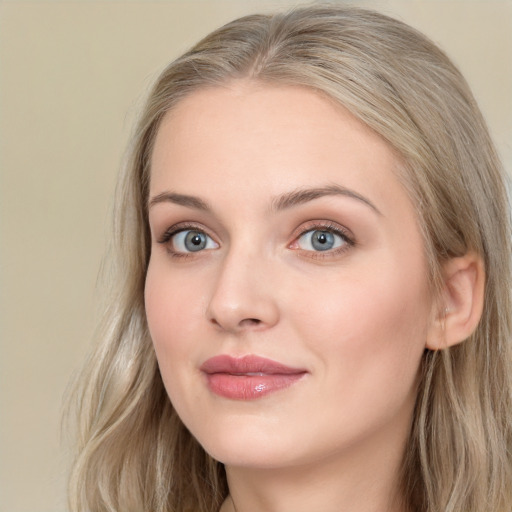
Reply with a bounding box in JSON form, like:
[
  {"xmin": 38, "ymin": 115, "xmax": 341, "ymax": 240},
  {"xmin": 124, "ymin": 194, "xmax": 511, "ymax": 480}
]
[
  {"xmin": 289, "ymin": 266, "xmax": 430, "ymax": 448},
  {"xmin": 144, "ymin": 260, "xmax": 202, "ymax": 366},
  {"xmin": 144, "ymin": 261, "xmax": 206, "ymax": 415},
  {"xmin": 296, "ymin": 255, "xmax": 431, "ymax": 388}
]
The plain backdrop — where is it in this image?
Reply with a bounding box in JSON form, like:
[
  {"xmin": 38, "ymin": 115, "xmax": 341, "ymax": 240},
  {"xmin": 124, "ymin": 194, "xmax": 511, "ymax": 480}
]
[{"xmin": 1, "ymin": 1, "xmax": 511, "ymax": 511}]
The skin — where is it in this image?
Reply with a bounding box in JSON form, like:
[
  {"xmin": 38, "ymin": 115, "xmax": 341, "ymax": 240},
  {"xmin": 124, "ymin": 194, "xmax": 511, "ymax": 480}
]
[{"xmin": 145, "ymin": 82, "xmax": 438, "ymax": 512}]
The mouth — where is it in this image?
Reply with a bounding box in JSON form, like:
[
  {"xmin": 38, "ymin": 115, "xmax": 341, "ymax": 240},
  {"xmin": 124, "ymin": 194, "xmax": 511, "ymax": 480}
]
[{"xmin": 200, "ymin": 355, "xmax": 307, "ymax": 400}]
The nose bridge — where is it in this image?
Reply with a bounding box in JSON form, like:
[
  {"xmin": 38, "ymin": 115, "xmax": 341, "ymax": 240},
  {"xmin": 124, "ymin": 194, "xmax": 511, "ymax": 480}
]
[{"xmin": 206, "ymin": 239, "xmax": 279, "ymax": 332}]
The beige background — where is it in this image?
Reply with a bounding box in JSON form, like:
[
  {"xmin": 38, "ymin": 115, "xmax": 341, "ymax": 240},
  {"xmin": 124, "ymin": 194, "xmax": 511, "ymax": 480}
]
[{"xmin": 1, "ymin": 1, "xmax": 510, "ymax": 510}]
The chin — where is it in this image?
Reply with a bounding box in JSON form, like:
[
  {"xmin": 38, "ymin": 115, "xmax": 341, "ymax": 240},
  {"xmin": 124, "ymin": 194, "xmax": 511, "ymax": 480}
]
[
  {"xmin": 190, "ymin": 418, "xmax": 301, "ymax": 469},
  {"xmin": 207, "ymin": 446, "xmax": 296, "ymax": 470}
]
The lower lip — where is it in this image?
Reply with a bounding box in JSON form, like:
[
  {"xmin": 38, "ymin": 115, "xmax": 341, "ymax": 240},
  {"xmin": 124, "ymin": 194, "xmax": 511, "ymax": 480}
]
[{"xmin": 204, "ymin": 372, "xmax": 305, "ymax": 400}]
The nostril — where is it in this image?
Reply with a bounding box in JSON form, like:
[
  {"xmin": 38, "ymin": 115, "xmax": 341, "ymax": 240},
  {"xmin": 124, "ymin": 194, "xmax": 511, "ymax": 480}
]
[
  {"xmin": 240, "ymin": 318, "xmax": 262, "ymax": 328},
  {"xmin": 209, "ymin": 317, "xmax": 262, "ymax": 330}
]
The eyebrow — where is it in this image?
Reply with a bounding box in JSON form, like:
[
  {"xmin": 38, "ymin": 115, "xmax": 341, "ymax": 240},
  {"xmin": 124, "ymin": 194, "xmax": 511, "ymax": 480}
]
[
  {"xmin": 271, "ymin": 185, "xmax": 381, "ymax": 215},
  {"xmin": 148, "ymin": 184, "xmax": 381, "ymax": 215},
  {"xmin": 148, "ymin": 192, "xmax": 211, "ymax": 211}
]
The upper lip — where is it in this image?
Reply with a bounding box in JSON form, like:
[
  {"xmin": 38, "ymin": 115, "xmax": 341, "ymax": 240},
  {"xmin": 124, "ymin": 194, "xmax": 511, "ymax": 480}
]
[{"xmin": 200, "ymin": 355, "xmax": 306, "ymax": 375}]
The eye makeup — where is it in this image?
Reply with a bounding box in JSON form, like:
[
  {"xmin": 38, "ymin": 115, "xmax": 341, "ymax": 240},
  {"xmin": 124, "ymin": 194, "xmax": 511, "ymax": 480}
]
[
  {"xmin": 155, "ymin": 217, "xmax": 356, "ymax": 262},
  {"xmin": 288, "ymin": 220, "xmax": 356, "ymax": 260},
  {"xmin": 157, "ymin": 222, "xmax": 219, "ymax": 258}
]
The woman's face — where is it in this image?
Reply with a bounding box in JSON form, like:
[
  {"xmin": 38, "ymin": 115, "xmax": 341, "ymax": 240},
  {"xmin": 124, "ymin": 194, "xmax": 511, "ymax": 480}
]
[{"xmin": 145, "ymin": 83, "xmax": 434, "ymax": 470}]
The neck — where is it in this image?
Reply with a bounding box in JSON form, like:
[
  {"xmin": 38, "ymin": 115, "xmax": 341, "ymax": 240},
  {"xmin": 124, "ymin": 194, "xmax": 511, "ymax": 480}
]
[{"xmin": 220, "ymin": 426, "xmax": 410, "ymax": 512}]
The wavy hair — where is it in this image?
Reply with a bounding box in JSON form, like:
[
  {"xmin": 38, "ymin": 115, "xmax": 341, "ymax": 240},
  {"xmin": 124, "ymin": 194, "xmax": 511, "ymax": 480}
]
[{"xmin": 67, "ymin": 5, "xmax": 512, "ymax": 512}]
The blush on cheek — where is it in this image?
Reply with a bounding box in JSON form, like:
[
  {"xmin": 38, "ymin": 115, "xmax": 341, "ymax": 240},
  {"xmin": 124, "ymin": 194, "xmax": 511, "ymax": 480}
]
[
  {"xmin": 315, "ymin": 270, "xmax": 428, "ymax": 369},
  {"xmin": 145, "ymin": 262, "xmax": 182, "ymax": 330},
  {"xmin": 145, "ymin": 265, "xmax": 206, "ymax": 375},
  {"xmin": 145, "ymin": 269, "xmax": 178, "ymax": 360}
]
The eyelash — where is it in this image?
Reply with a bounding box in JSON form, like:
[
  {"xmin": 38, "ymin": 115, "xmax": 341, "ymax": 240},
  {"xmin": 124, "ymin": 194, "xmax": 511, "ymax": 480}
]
[
  {"xmin": 291, "ymin": 221, "xmax": 355, "ymax": 259},
  {"xmin": 157, "ymin": 221, "xmax": 355, "ymax": 259},
  {"xmin": 157, "ymin": 223, "xmax": 213, "ymax": 259}
]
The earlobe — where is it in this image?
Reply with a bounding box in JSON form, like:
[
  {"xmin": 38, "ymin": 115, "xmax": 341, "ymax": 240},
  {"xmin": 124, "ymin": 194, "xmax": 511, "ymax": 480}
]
[{"xmin": 426, "ymin": 253, "xmax": 485, "ymax": 350}]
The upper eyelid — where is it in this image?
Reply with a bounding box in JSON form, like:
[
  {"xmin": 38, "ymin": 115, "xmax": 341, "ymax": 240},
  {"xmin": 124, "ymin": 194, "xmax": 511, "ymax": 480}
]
[
  {"xmin": 155, "ymin": 219, "xmax": 355, "ymax": 247},
  {"xmin": 298, "ymin": 226, "xmax": 349, "ymax": 239},
  {"xmin": 292, "ymin": 220, "xmax": 354, "ymax": 240},
  {"xmin": 291, "ymin": 221, "xmax": 356, "ymax": 255},
  {"xmin": 157, "ymin": 222, "xmax": 216, "ymax": 244}
]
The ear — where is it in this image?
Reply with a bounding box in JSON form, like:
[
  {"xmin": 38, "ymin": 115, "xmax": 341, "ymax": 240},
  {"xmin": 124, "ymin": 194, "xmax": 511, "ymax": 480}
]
[{"xmin": 426, "ymin": 253, "xmax": 485, "ymax": 350}]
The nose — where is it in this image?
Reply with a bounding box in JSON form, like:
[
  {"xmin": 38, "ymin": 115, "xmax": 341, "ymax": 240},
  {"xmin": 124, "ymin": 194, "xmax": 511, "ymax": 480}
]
[{"xmin": 206, "ymin": 246, "xmax": 280, "ymax": 334}]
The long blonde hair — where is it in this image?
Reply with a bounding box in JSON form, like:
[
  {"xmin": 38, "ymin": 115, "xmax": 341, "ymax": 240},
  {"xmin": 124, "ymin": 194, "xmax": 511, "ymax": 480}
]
[{"xmin": 67, "ymin": 5, "xmax": 512, "ymax": 512}]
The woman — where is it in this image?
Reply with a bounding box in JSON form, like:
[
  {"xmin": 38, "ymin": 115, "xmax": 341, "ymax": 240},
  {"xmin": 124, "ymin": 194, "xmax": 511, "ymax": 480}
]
[{"xmin": 67, "ymin": 5, "xmax": 512, "ymax": 512}]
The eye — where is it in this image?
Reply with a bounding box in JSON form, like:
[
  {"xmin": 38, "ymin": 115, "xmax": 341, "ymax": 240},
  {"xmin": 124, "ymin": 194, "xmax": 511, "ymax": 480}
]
[
  {"xmin": 296, "ymin": 228, "xmax": 349, "ymax": 252},
  {"xmin": 165, "ymin": 229, "xmax": 218, "ymax": 254}
]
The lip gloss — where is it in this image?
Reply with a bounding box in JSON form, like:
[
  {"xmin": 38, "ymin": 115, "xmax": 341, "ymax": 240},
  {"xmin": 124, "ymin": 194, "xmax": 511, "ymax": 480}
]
[{"xmin": 200, "ymin": 355, "xmax": 307, "ymax": 400}]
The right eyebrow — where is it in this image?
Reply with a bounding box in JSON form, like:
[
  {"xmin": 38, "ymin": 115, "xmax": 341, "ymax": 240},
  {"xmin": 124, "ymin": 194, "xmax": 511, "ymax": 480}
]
[{"xmin": 148, "ymin": 191, "xmax": 211, "ymax": 211}]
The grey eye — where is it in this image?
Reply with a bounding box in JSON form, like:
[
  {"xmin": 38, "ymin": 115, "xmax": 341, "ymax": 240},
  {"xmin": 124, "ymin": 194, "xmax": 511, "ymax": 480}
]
[
  {"xmin": 297, "ymin": 230, "xmax": 344, "ymax": 252},
  {"xmin": 172, "ymin": 230, "xmax": 218, "ymax": 253}
]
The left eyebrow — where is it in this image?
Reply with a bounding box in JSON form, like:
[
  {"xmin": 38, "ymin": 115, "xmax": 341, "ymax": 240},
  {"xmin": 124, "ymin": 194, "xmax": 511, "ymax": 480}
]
[{"xmin": 271, "ymin": 184, "xmax": 382, "ymax": 216}]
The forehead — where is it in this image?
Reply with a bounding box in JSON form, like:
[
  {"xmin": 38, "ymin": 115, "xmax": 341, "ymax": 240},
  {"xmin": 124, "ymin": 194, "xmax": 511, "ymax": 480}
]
[{"xmin": 149, "ymin": 82, "xmax": 409, "ymax": 218}]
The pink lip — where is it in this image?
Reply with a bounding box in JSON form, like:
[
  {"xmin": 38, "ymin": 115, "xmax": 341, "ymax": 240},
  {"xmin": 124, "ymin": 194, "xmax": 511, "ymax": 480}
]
[{"xmin": 200, "ymin": 355, "xmax": 307, "ymax": 400}]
